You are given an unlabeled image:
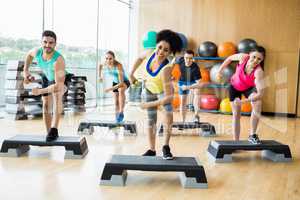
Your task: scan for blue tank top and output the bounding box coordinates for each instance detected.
[34,48,67,81]
[103,65,128,83]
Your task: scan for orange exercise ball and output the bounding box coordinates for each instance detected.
[172,94,180,109]
[219,98,232,113]
[171,64,181,81]
[173,82,179,93]
[200,68,210,82]
[218,42,237,57]
[241,96,252,113]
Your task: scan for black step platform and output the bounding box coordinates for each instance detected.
[207,140,292,162]
[0,135,88,159]
[100,155,208,188]
[158,122,216,137]
[77,120,137,135]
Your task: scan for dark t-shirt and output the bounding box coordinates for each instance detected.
[175,57,201,82]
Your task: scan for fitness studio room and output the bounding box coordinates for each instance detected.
[0,0,299,199]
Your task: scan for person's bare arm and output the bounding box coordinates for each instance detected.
[217,53,247,80]
[243,68,264,103]
[98,64,103,81]
[182,80,209,90]
[24,48,38,84]
[32,56,65,95]
[129,50,152,84]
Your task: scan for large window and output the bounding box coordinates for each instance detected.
[47,0,99,106]
[0,0,132,107]
[98,0,130,100]
[0,0,43,106]
[0,0,43,63]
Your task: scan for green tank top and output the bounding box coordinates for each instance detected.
[34,48,67,81]
[103,65,128,83]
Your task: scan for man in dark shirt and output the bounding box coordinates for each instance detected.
[176,50,206,123]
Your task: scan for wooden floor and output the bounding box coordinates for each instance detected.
[0,105,299,200]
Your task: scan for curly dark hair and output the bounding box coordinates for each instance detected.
[156,29,183,54]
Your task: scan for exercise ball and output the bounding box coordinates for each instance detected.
[200,94,219,110]
[171,64,181,81]
[200,68,210,82]
[219,98,232,113]
[241,96,252,113]
[172,94,180,109]
[143,31,157,49]
[218,42,237,57]
[198,41,218,57]
[210,63,234,84]
[237,38,257,53]
[177,32,188,50]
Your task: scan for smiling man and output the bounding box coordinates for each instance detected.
[23,30,70,142]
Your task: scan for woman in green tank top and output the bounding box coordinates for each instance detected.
[98,51,130,123]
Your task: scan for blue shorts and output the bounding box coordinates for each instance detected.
[178,81,196,95]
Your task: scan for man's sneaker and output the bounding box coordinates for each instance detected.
[162,145,173,160]
[187,104,195,112]
[193,115,200,123]
[248,134,261,144]
[142,149,156,156]
[46,128,59,142]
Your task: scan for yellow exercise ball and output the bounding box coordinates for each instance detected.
[220,98,232,113]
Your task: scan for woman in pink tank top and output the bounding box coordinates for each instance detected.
[217,46,266,144]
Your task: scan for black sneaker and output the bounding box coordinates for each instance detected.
[248,134,261,144]
[46,128,59,142]
[162,145,173,160]
[142,149,156,156]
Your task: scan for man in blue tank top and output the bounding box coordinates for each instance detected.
[23,30,69,142]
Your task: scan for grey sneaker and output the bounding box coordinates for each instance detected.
[248,134,261,144]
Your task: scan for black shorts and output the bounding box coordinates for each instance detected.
[229,84,257,102]
[112,80,130,93]
[41,73,73,96]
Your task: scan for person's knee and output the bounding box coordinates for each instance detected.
[43,105,52,114]
[119,86,126,93]
[251,100,262,116]
[194,89,201,96]
[231,105,241,117]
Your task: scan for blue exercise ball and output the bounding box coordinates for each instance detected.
[177,32,188,50]
[198,41,218,57]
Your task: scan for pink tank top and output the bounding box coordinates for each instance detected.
[230,56,261,91]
